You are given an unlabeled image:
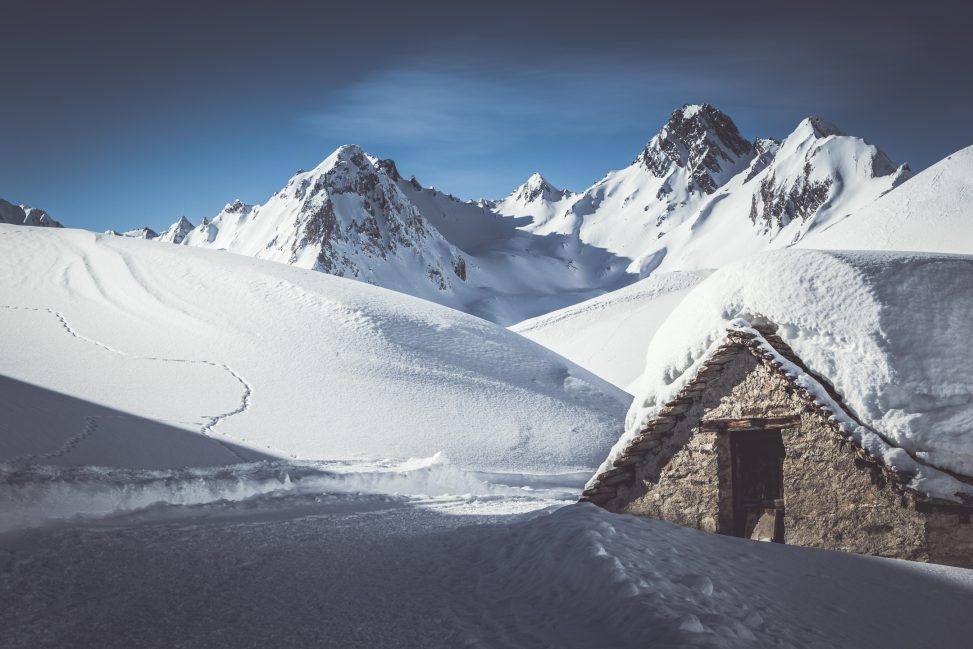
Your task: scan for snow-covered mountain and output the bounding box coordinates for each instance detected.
[158,216,194,244]
[800,144,973,254]
[120,103,918,324]
[527,105,911,276]
[493,172,576,232]
[174,146,470,309]
[0,199,62,228]
[152,145,632,324]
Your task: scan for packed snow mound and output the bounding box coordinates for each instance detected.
[511,271,711,390]
[451,504,973,648]
[801,144,973,254]
[620,249,973,501]
[0,225,628,473]
[0,199,62,228]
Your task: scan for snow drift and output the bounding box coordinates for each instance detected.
[614,249,973,501]
[511,270,711,390]
[0,225,628,474]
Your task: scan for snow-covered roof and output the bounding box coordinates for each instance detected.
[588,249,973,503]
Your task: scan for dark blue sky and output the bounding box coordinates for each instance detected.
[3,0,972,232]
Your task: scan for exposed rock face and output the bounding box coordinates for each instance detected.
[287,146,448,281]
[743,137,781,183]
[169,145,466,300]
[748,163,833,230]
[635,104,755,194]
[0,199,63,228]
[600,342,973,568]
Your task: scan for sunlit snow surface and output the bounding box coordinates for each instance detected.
[614,249,973,501]
[2,228,972,647]
[0,225,627,473]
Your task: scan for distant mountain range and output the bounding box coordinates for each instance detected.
[0,199,62,228]
[8,103,970,324]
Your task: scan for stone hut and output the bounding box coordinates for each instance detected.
[582,323,973,568]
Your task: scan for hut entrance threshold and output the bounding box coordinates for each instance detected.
[731,429,785,543]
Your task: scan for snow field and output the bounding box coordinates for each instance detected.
[0,225,628,475]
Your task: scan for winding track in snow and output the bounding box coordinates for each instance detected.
[0,304,254,463]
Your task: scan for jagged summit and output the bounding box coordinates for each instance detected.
[224,200,250,213]
[635,103,755,194]
[507,172,571,204]
[158,216,195,244]
[796,116,845,139]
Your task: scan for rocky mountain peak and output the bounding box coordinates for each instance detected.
[636,103,755,194]
[796,116,845,140]
[224,199,250,214]
[158,216,195,244]
[510,172,570,204]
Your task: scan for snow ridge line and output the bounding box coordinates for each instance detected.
[0,305,252,462]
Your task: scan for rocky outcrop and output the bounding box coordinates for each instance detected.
[748,163,833,230]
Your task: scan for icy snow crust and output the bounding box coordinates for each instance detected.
[0,225,628,476]
[614,249,973,502]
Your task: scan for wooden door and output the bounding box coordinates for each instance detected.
[731,429,785,542]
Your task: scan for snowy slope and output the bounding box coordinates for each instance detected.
[612,249,973,502]
[0,225,628,473]
[801,144,973,254]
[511,271,711,390]
[0,199,62,228]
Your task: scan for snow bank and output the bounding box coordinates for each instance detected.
[0,456,584,532]
[0,226,628,475]
[450,504,973,648]
[802,144,973,254]
[511,270,710,390]
[618,249,973,501]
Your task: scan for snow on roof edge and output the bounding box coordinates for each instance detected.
[584,319,973,505]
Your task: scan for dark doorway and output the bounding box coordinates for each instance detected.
[730,429,785,542]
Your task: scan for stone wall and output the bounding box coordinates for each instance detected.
[606,346,973,568]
